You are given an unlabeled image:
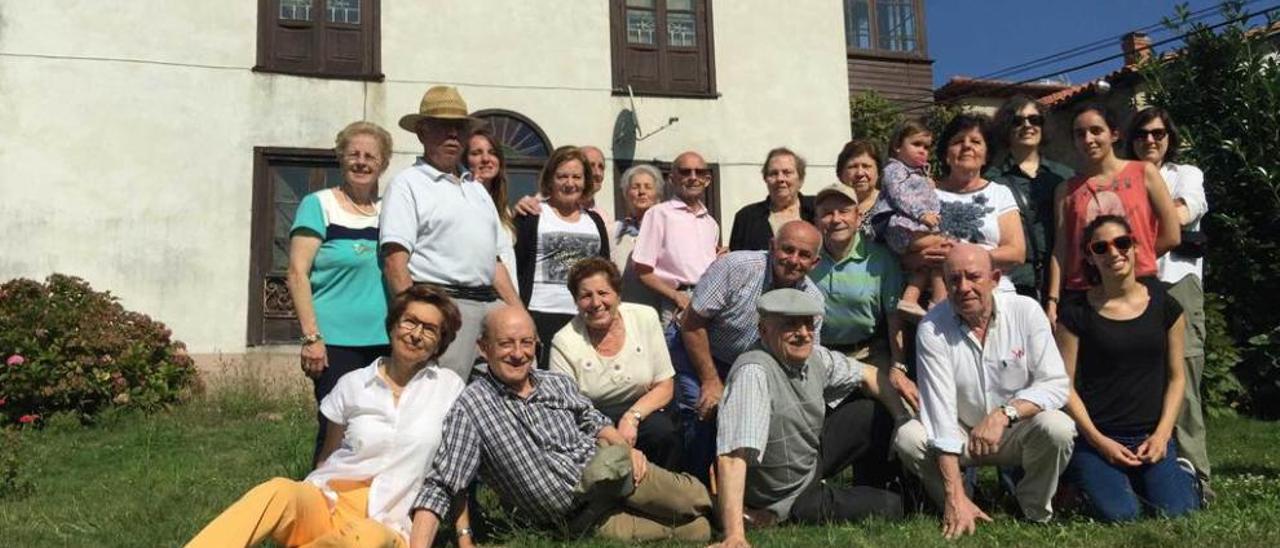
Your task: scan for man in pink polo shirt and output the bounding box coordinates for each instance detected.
[632,151,721,330]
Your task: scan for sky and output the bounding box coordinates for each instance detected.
[924,0,1274,88]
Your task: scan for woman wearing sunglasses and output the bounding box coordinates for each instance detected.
[1124,107,1212,496]
[1046,103,1181,326]
[1055,215,1200,522]
[986,96,1075,300]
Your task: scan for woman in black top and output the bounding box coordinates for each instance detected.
[727,147,816,251]
[1056,215,1199,522]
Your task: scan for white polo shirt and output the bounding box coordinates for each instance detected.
[379,158,511,286]
[308,359,465,539]
[915,292,1069,455]
[1156,162,1207,284]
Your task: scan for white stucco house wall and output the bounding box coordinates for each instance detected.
[0,1,854,364]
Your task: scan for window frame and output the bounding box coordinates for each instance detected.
[843,0,929,60]
[471,109,555,208]
[610,0,719,99]
[255,0,384,81]
[246,146,343,346]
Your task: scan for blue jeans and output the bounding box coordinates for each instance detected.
[668,324,731,485]
[1065,433,1200,522]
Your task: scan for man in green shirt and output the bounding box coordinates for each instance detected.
[809,183,917,412]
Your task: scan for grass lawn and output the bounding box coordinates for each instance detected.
[3,381,1279,547]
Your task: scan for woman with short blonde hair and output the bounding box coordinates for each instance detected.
[288,120,395,466]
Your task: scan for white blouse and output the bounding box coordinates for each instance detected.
[548,303,675,408]
[307,359,465,539]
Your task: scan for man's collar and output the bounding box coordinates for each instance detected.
[822,232,867,264]
[482,367,540,398]
[954,291,1002,333]
[757,342,809,378]
[414,157,473,183]
[669,198,708,216]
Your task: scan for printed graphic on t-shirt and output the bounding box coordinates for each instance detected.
[940,193,994,243]
[1084,189,1127,224]
[540,232,600,283]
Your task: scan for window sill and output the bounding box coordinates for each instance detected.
[252,66,386,82]
[611,88,720,100]
[846,50,933,64]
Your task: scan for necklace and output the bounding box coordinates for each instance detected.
[379,359,407,400]
[338,186,378,217]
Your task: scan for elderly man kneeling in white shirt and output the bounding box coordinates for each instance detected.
[894,243,1073,540]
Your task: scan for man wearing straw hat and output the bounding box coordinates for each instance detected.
[380,85,520,380]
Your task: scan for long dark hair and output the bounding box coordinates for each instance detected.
[464,128,514,233]
[1081,214,1133,286]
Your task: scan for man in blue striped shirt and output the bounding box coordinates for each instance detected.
[673,220,825,483]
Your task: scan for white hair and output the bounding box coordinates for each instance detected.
[617,164,666,213]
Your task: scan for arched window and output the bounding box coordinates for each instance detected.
[472,109,553,205]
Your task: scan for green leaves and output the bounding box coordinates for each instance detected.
[0,275,200,427]
[1142,2,1280,416]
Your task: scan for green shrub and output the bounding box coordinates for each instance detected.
[1203,292,1245,416]
[1141,2,1280,417]
[0,275,201,426]
[849,90,901,145]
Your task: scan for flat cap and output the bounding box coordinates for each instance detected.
[757,288,824,317]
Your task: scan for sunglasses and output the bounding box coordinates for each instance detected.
[675,167,712,178]
[1012,114,1045,127]
[1088,235,1135,255]
[1132,128,1168,141]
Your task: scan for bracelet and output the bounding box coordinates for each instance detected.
[1046,296,1060,304]
[457,527,473,538]
[300,332,324,345]
[891,362,910,374]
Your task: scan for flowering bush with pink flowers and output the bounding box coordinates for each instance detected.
[0,275,200,426]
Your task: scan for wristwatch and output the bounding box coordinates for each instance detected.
[457,527,473,538]
[1000,404,1020,425]
[628,409,644,424]
[300,332,324,345]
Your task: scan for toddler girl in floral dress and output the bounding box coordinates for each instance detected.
[869,120,949,319]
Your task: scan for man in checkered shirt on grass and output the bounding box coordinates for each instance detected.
[408,306,711,546]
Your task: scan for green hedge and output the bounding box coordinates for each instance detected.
[0,275,201,426]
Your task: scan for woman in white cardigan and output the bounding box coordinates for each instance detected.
[550,257,682,469]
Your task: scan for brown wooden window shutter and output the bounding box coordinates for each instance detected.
[612,0,716,98]
[257,0,382,80]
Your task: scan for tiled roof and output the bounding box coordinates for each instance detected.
[933,76,1070,101]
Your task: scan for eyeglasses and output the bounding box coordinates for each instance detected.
[398,318,441,336]
[1131,128,1168,141]
[1011,114,1045,127]
[1088,235,1135,255]
[675,167,712,178]
[344,152,383,164]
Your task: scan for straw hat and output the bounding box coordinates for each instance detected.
[397,85,476,133]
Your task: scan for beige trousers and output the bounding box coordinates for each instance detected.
[893,410,1076,522]
[575,445,713,542]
